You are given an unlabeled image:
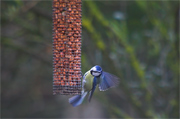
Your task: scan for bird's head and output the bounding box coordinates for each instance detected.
[90,65,102,77]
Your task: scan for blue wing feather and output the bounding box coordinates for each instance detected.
[99,71,119,91]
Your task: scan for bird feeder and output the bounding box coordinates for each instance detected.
[52,0,82,95]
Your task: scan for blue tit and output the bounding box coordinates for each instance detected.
[69,65,119,107]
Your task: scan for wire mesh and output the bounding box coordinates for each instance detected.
[52,0,82,95]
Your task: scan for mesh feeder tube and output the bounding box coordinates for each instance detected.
[53,0,82,95]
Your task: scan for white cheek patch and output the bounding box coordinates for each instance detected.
[92,72,101,77]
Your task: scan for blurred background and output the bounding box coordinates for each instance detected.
[1,0,179,118]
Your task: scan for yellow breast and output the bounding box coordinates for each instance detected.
[83,71,94,91]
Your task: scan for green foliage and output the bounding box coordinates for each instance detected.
[1,0,179,118]
[82,1,179,118]
[82,17,106,50]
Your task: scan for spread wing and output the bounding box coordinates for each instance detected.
[99,71,119,91]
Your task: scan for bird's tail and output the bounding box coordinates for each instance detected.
[69,92,88,107]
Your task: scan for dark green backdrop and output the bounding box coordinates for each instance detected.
[1,1,179,118]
